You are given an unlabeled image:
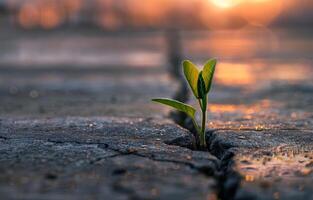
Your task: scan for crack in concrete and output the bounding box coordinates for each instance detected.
[0,135,9,140]
[97,143,217,176]
[0,135,216,174]
[168,71,242,200]
[8,137,215,174]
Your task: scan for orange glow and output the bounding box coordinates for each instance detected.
[213,61,312,88]
[257,63,311,81]
[237,0,283,26]
[209,100,272,114]
[12,0,294,29]
[209,104,238,112]
[125,0,169,27]
[64,0,82,13]
[97,12,122,30]
[18,4,39,28]
[238,150,313,183]
[210,0,242,8]
[206,0,283,28]
[39,4,62,29]
[16,0,82,29]
[216,63,254,86]
[245,175,255,182]
[186,27,278,58]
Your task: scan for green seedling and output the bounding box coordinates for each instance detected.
[152,59,216,148]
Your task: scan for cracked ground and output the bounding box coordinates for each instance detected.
[1,29,313,200]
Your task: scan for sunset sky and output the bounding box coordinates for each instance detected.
[4,0,313,29]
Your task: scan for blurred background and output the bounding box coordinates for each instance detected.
[1,0,313,29]
[0,0,313,118]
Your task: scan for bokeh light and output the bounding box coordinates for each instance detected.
[2,0,310,30]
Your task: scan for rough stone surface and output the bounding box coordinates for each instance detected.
[1,29,313,200]
[209,128,313,200]
[0,117,218,200]
[205,81,313,200]
[0,71,177,118]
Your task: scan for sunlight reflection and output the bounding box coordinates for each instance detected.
[209,100,273,114]
[185,27,279,58]
[238,149,313,182]
[216,63,254,86]
[215,61,312,87]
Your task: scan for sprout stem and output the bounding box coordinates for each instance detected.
[199,96,207,148]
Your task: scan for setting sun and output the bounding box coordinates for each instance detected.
[210,0,242,8]
[210,0,273,8]
[207,0,282,27]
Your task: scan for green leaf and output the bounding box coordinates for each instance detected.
[151,98,196,119]
[197,72,206,99]
[202,59,216,93]
[183,60,199,98]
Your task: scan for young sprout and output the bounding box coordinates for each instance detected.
[152,59,216,148]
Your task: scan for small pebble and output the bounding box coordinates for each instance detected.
[238,135,246,139]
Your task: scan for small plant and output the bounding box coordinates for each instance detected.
[152,59,216,148]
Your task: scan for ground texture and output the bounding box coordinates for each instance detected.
[0,30,313,200]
